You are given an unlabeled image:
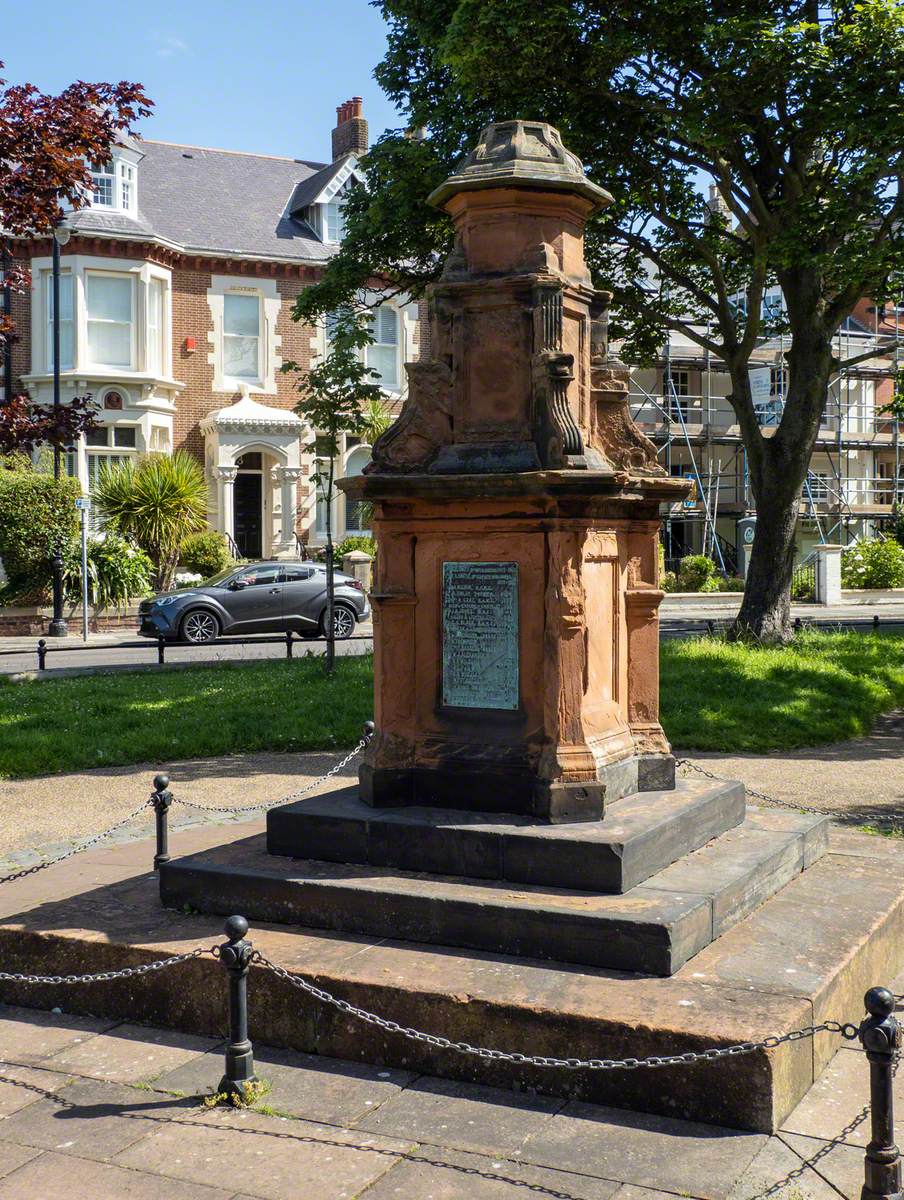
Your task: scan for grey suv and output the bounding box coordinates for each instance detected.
[138,561,370,644]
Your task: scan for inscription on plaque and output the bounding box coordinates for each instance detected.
[442,561,519,710]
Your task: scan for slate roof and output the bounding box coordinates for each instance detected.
[66,139,349,264]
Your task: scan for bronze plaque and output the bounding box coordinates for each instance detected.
[442,561,519,710]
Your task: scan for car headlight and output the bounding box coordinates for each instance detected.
[157,592,194,607]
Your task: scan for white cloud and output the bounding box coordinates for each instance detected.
[152,33,189,58]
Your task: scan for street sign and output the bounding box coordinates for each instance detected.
[75,497,91,511]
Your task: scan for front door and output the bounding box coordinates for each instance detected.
[234,472,263,558]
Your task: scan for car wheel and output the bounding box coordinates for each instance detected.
[180,610,220,644]
[321,603,356,641]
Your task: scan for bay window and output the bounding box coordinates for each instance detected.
[324,201,346,243]
[148,277,164,375]
[121,163,135,211]
[46,272,74,370]
[223,293,261,379]
[366,305,399,390]
[86,273,133,368]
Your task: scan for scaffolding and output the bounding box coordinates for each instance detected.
[626,309,904,575]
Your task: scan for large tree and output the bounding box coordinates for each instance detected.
[293,0,904,641]
[0,62,151,448]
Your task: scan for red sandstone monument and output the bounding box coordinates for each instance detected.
[162,121,829,980]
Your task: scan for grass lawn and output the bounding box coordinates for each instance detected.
[1,630,901,777]
[0,656,373,779]
[660,629,904,752]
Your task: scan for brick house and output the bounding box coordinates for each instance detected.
[8,99,420,559]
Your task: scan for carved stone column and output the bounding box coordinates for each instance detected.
[213,466,238,542]
[272,466,303,549]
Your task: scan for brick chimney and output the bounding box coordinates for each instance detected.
[331,97,368,161]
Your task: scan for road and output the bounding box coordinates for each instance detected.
[1,604,902,676]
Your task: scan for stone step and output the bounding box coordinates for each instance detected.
[160,809,828,976]
[267,778,747,894]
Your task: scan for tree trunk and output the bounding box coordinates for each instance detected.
[732,472,801,641]
[729,311,833,642]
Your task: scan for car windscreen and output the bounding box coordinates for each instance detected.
[204,567,238,586]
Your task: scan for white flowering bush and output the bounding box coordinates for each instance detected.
[841,538,904,589]
[174,570,204,586]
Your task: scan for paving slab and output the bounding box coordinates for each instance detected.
[0,1076,198,1160]
[780,1044,895,1147]
[358,1145,622,1199]
[0,1061,74,1118]
[0,1143,40,1181]
[0,1149,239,1199]
[114,1105,412,1200]
[153,1043,416,1125]
[43,1021,221,1084]
[0,1005,118,1064]
[724,1134,843,1200]
[778,1132,869,1199]
[517,1102,767,1200]
[354,1076,564,1157]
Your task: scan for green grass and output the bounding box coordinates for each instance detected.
[1,630,902,778]
[660,630,904,752]
[0,656,374,779]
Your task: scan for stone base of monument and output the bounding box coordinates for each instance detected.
[160,779,829,976]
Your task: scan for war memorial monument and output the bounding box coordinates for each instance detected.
[159,121,904,1131]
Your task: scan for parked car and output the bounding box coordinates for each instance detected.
[138,560,369,644]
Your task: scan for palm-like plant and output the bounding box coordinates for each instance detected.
[93,452,208,590]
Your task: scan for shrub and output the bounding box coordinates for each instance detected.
[63,532,154,609]
[0,464,80,594]
[842,538,904,590]
[179,530,232,579]
[677,554,719,592]
[790,568,816,601]
[717,575,746,593]
[93,452,208,590]
[335,534,376,560]
[660,570,679,593]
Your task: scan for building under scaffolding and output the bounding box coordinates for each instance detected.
[627,298,904,575]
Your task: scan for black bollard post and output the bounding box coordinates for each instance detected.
[37,639,47,671]
[874,614,880,631]
[706,619,715,637]
[794,616,803,633]
[363,719,376,742]
[858,987,902,1200]
[157,636,166,665]
[151,774,172,870]
[286,630,293,659]
[218,915,257,1101]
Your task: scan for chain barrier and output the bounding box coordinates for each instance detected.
[251,951,859,1069]
[0,798,153,886]
[676,758,836,817]
[170,735,371,816]
[0,946,217,986]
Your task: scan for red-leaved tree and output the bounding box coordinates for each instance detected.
[0,64,152,450]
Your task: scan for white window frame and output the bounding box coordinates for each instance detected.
[222,292,262,382]
[147,276,165,376]
[90,160,116,208]
[365,305,400,392]
[206,275,282,395]
[85,270,136,370]
[121,162,135,212]
[45,270,74,371]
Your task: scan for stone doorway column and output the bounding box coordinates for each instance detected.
[272,466,304,555]
[214,466,238,544]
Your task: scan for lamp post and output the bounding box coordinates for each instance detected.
[47,223,71,639]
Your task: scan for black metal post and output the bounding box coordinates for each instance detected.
[36,639,47,671]
[874,614,881,631]
[794,616,803,633]
[218,915,257,1101]
[858,987,902,1200]
[47,234,67,639]
[157,636,166,665]
[151,774,172,870]
[706,619,715,637]
[286,630,293,659]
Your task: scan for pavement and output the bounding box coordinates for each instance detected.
[1,602,903,674]
[0,971,898,1199]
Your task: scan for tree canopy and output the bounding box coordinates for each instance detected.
[294,0,904,639]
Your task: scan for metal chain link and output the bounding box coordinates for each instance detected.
[0,799,153,886]
[172,737,370,816]
[253,953,858,1070]
[676,759,835,816]
[0,946,217,986]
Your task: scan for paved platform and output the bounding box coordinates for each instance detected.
[0,817,901,1133]
[0,982,899,1200]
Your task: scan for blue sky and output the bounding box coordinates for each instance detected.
[2,1,403,162]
